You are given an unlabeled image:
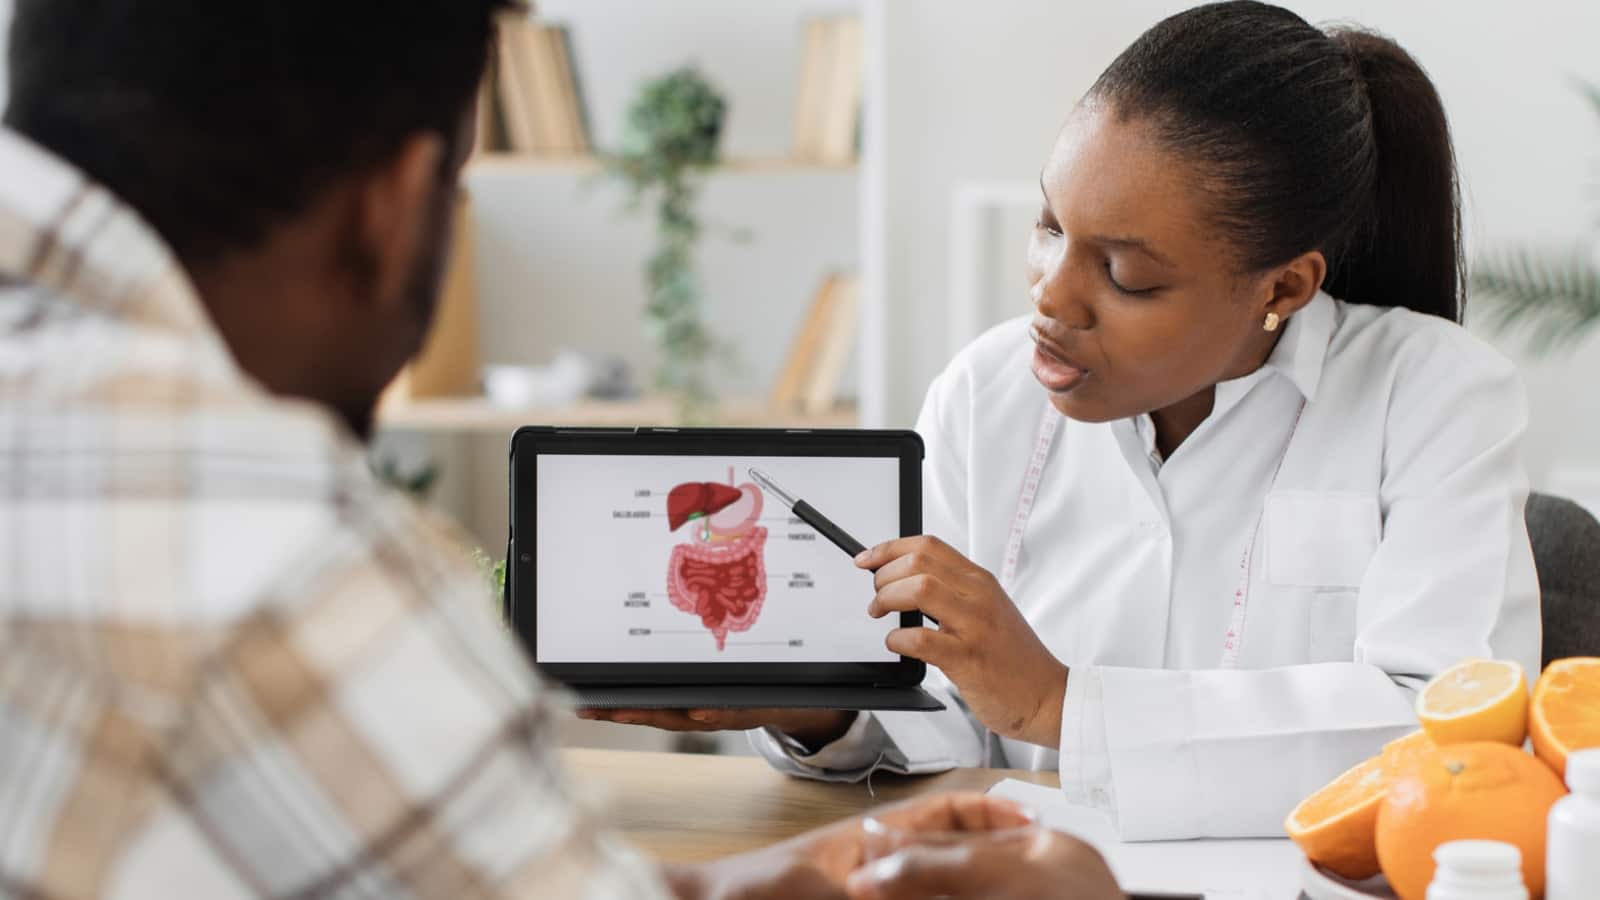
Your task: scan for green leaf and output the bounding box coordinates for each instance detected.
[469,548,508,620]
[1576,78,1600,123]
[371,456,440,499]
[1470,245,1600,355]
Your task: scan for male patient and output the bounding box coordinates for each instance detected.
[0,2,1121,898]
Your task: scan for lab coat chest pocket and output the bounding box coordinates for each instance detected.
[1265,491,1380,662]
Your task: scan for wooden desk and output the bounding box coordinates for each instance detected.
[563,749,1060,864]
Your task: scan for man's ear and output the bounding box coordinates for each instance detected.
[356,133,445,310]
[1260,249,1327,323]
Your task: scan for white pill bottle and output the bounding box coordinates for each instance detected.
[1546,748,1600,900]
[1426,840,1527,900]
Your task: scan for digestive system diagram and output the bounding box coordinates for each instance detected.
[665,468,769,650]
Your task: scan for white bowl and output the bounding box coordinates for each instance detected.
[482,365,541,408]
[1300,859,1397,900]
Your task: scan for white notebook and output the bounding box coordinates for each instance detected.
[986,778,1306,900]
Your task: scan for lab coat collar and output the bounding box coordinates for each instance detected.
[1116,291,1336,474]
[1207,288,1335,420]
[1263,290,1335,403]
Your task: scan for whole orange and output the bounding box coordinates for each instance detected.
[1376,742,1568,900]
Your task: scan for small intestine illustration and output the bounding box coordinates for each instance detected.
[665,467,769,650]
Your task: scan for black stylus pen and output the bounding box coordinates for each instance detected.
[748,468,867,557]
[748,468,939,627]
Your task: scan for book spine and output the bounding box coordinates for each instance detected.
[496,23,540,152]
[792,19,828,161]
[525,25,568,154]
[820,17,863,164]
[770,274,840,411]
[801,274,859,415]
[552,26,590,154]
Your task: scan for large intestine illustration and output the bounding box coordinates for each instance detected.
[665,468,769,650]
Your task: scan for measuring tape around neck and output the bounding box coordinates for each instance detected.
[1218,400,1305,668]
[998,397,1306,668]
[1000,403,1063,590]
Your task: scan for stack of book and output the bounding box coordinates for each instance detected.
[480,18,590,156]
[792,16,864,165]
[770,273,860,415]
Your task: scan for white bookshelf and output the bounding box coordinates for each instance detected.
[373,0,889,561]
[385,0,888,433]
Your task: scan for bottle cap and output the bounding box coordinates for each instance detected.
[1433,839,1522,875]
[1566,748,1600,794]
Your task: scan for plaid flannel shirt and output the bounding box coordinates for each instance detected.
[0,128,669,899]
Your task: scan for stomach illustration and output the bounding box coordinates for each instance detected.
[665,468,769,650]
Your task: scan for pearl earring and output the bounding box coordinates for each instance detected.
[1263,312,1281,333]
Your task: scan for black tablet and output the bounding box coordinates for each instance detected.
[506,426,928,692]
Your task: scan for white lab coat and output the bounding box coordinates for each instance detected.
[751,291,1541,840]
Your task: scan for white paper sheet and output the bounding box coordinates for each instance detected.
[986,779,1305,900]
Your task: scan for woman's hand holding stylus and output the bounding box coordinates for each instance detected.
[856,535,1069,749]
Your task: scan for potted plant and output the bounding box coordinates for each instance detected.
[605,66,733,421]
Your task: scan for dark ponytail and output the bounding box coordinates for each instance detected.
[1088,1,1463,321]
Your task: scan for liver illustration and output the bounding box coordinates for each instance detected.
[667,482,744,532]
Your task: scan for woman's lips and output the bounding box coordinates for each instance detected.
[1029,331,1090,393]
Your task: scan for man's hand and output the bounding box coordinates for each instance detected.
[577,708,857,748]
[844,828,1123,900]
[856,536,1069,748]
[666,793,1037,900]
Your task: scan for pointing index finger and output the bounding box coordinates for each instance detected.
[855,535,957,571]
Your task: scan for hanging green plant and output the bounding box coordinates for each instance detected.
[604,66,732,421]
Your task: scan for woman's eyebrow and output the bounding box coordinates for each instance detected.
[1040,173,1175,268]
[1096,235,1176,267]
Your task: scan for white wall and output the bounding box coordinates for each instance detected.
[877,0,1600,499]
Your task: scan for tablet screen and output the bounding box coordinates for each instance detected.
[534,453,899,663]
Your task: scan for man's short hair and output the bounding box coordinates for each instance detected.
[4,0,514,264]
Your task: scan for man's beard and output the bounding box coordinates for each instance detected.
[342,188,454,442]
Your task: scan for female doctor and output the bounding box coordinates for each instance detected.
[582,1,1541,840]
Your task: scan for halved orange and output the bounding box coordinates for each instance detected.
[1286,730,1440,877]
[1415,659,1528,747]
[1286,754,1389,879]
[1530,657,1600,779]
[1379,729,1437,778]
[1285,731,1435,880]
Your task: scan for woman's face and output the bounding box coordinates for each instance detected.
[1027,102,1290,423]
